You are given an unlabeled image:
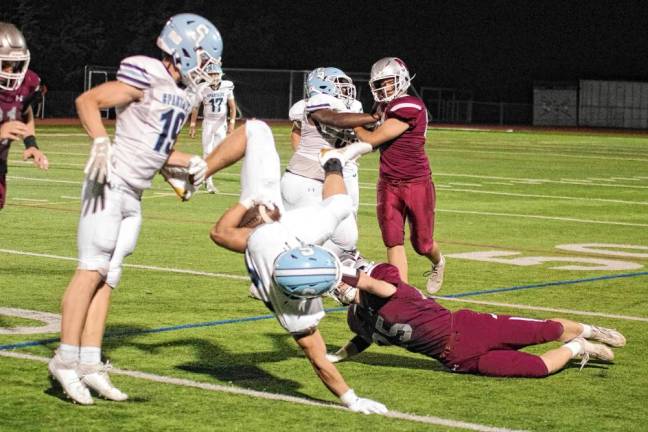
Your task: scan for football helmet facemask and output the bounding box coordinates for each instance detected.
[369,57,412,103]
[0,22,30,91]
[157,13,223,91]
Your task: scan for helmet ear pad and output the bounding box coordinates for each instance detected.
[273,245,341,299]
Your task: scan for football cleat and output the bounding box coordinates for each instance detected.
[48,353,94,405]
[205,178,218,194]
[589,325,626,347]
[574,337,614,371]
[78,361,128,401]
[425,255,446,294]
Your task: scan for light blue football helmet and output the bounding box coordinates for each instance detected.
[324,67,356,107]
[156,13,223,90]
[306,67,356,108]
[273,245,341,299]
[204,62,223,86]
[306,67,338,99]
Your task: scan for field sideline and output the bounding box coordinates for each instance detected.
[1,124,647,431]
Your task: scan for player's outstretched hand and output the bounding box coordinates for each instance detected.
[187,155,207,186]
[84,136,112,184]
[0,121,29,141]
[340,389,388,415]
[23,147,49,170]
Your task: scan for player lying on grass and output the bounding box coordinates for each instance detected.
[327,257,626,377]
[208,124,386,414]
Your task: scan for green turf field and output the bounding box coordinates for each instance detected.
[1,124,647,431]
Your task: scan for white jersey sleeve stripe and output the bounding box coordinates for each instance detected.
[305,103,331,112]
[120,62,150,78]
[116,73,150,89]
[389,102,422,112]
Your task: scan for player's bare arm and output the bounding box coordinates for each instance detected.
[227,97,236,134]
[327,335,372,363]
[293,329,351,397]
[76,81,144,139]
[209,203,254,253]
[310,109,377,129]
[353,117,409,146]
[21,105,49,169]
[188,107,198,138]
[0,120,28,140]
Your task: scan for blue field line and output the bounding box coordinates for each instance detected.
[2,272,647,352]
[438,270,648,299]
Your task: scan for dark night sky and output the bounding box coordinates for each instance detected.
[3,0,648,102]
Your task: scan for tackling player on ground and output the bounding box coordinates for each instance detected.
[0,22,49,209]
[327,258,626,377]
[188,63,236,193]
[48,14,221,405]
[208,124,387,415]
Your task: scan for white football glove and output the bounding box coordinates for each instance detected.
[187,155,207,186]
[160,166,195,201]
[325,352,345,364]
[84,136,112,184]
[340,389,387,415]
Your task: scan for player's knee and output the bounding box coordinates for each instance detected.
[412,238,433,256]
[322,194,353,222]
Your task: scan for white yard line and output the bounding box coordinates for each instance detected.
[0,351,528,432]
[0,249,248,281]
[11,197,49,202]
[437,209,648,228]
[434,297,648,322]
[3,248,647,324]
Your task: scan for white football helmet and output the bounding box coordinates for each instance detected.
[0,22,30,91]
[369,57,412,103]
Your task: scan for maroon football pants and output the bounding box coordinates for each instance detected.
[441,309,564,378]
[376,177,436,255]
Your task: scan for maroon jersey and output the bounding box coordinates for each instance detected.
[0,69,40,174]
[347,263,451,358]
[378,95,430,182]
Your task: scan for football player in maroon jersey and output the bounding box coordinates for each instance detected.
[0,22,49,209]
[351,57,444,294]
[328,258,625,378]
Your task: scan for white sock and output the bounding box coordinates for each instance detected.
[58,344,80,362]
[579,324,593,338]
[564,340,583,358]
[80,346,102,364]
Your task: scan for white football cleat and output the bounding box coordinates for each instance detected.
[589,325,626,347]
[574,337,614,371]
[48,353,93,405]
[78,361,128,401]
[425,255,446,294]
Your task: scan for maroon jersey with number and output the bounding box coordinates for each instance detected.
[378,95,430,182]
[347,263,451,358]
[0,70,41,174]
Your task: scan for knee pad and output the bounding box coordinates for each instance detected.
[329,215,358,252]
[322,194,353,224]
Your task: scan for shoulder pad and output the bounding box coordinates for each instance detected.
[220,80,235,91]
[386,95,424,121]
[23,70,41,93]
[306,94,347,112]
[289,99,306,121]
[117,55,167,89]
[350,99,364,113]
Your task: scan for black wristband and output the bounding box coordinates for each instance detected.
[23,135,38,150]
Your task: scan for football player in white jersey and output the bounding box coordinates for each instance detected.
[282,67,378,258]
[48,13,222,405]
[188,63,237,193]
[209,122,386,415]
